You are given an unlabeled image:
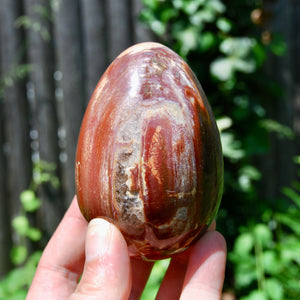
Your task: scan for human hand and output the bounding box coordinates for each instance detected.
[27,196,226,300]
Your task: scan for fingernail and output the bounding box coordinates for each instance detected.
[85,218,112,262]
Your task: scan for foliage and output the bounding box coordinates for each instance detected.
[0,1,53,99]
[0,161,59,300]
[140,0,297,298]
[0,64,33,99]
[1,0,297,298]
[140,0,292,243]
[15,4,52,42]
[230,159,300,299]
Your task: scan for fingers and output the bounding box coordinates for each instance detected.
[180,231,227,300]
[27,196,88,299]
[28,199,225,300]
[156,220,219,300]
[70,218,132,300]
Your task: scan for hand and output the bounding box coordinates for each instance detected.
[27,196,226,299]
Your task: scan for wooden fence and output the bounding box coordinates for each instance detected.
[0,0,299,277]
[0,0,154,276]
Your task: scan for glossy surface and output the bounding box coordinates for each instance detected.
[75,42,223,260]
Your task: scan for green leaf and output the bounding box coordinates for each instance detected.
[270,34,287,56]
[160,7,178,22]
[26,228,42,242]
[233,232,254,255]
[142,0,161,10]
[220,37,255,57]
[172,0,184,9]
[23,251,42,285]
[25,251,42,268]
[206,0,226,14]
[234,261,257,289]
[253,224,272,248]
[10,246,28,266]
[20,190,41,212]
[216,17,232,33]
[220,132,245,160]
[263,250,280,275]
[239,166,261,181]
[199,32,217,52]
[12,216,29,236]
[0,267,27,295]
[280,237,300,264]
[240,290,267,300]
[210,56,255,81]
[234,57,256,74]
[266,278,283,300]
[190,9,215,25]
[259,119,295,140]
[294,155,300,165]
[174,26,199,56]
[276,212,300,236]
[216,116,232,132]
[238,174,252,192]
[150,20,166,36]
[253,42,267,67]
[238,165,262,192]
[282,187,300,208]
[182,0,205,15]
[210,57,235,81]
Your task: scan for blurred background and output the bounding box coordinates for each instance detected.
[0,0,299,299]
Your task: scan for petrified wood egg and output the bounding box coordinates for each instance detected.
[75,42,223,260]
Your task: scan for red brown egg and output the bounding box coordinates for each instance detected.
[75,42,223,260]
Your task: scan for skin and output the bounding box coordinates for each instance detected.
[27,196,226,300]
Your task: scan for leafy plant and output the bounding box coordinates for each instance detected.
[0,161,59,300]
[140,0,292,244]
[15,3,53,41]
[140,0,295,297]
[229,158,300,299]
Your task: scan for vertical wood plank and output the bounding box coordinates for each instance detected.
[257,0,297,200]
[53,0,85,206]
[132,0,155,43]
[291,0,300,153]
[106,0,133,61]
[24,0,64,236]
[0,108,12,277]
[0,37,13,275]
[268,0,295,192]
[0,0,32,215]
[81,0,108,104]
[0,0,32,273]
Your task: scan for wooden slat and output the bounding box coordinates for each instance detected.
[132,0,155,43]
[106,0,133,61]
[291,0,300,152]
[0,11,13,272]
[0,0,32,273]
[0,0,32,216]
[52,0,85,206]
[81,0,108,104]
[24,0,64,237]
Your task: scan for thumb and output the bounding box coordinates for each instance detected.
[70,218,132,300]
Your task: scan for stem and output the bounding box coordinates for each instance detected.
[254,234,266,292]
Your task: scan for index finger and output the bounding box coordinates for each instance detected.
[27,196,88,299]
